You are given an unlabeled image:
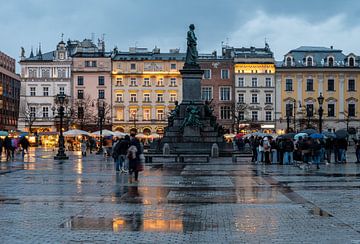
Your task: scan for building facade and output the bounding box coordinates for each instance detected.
[199,52,234,133]
[70,39,112,131]
[111,47,184,135]
[223,45,276,133]
[18,41,72,132]
[0,51,21,130]
[276,46,360,133]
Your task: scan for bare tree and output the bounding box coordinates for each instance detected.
[232,103,250,133]
[19,102,42,133]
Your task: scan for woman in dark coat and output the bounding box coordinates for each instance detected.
[128,137,142,182]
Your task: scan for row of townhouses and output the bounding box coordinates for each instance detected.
[15,38,360,136]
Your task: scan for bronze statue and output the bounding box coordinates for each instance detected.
[181,102,203,129]
[168,101,180,127]
[20,47,25,58]
[185,24,198,66]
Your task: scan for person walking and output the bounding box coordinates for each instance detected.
[263,137,271,164]
[312,139,322,169]
[4,136,12,161]
[128,133,142,182]
[19,136,30,157]
[270,138,278,164]
[113,135,131,173]
[355,138,360,163]
[324,138,333,164]
[250,136,258,163]
[337,138,348,163]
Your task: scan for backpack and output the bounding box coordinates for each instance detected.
[127,145,137,160]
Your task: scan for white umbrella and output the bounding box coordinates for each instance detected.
[113,131,127,137]
[63,129,91,137]
[135,133,147,138]
[92,129,115,137]
[149,133,161,138]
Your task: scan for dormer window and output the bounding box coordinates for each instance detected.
[286,56,292,67]
[306,56,313,67]
[349,57,355,67]
[328,57,334,67]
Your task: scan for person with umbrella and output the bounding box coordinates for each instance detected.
[283,137,294,165]
[337,137,348,163]
[324,137,334,164]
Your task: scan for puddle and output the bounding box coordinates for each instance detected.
[60,216,184,232]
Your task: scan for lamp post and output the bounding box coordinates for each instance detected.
[96,99,105,155]
[54,93,69,160]
[317,93,324,133]
[286,106,291,133]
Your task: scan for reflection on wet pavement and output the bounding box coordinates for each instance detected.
[1,148,360,242]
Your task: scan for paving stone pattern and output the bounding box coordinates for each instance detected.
[0,148,360,243]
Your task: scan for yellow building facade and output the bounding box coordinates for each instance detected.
[276,46,360,133]
[111,48,184,135]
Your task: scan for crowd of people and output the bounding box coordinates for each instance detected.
[235,134,358,169]
[0,136,30,161]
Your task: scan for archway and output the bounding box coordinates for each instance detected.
[130,128,138,134]
[114,126,125,132]
[143,128,151,135]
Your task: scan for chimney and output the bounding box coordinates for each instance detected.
[330,46,333,49]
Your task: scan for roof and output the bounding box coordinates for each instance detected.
[112,52,186,61]
[21,51,55,62]
[277,46,359,68]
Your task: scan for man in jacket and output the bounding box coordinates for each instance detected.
[113,135,130,173]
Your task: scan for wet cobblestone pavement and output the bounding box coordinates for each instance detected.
[1,148,360,243]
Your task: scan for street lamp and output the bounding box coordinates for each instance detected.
[96,99,105,155]
[54,93,69,160]
[317,93,324,133]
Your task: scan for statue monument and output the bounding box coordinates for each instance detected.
[154,24,230,156]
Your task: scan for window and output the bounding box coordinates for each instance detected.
[58,68,66,78]
[170,93,177,102]
[130,78,137,86]
[201,87,213,101]
[116,93,123,102]
[220,87,231,101]
[43,87,49,96]
[143,93,150,102]
[265,78,272,87]
[98,76,105,86]
[30,107,36,118]
[77,90,84,99]
[204,69,211,79]
[130,63,136,70]
[348,104,356,117]
[85,61,97,67]
[238,111,244,121]
[285,79,293,91]
[306,104,314,117]
[42,68,50,78]
[157,93,164,102]
[143,109,151,121]
[116,77,123,86]
[143,78,150,87]
[170,63,177,70]
[265,94,272,104]
[116,108,124,120]
[170,78,177,86]
[328,79,334,91]
[349,57,355,67]
[238,77,244,87]
[251,111,258,121]
[306,79,314,91]
[129,109,137,120]
[251,77,258,87]
[221,69,229,79]
[29,68,37,78]
[78,107,84,119]
[156,109,164,120]
[130,93,137,102]
[59,87,65,95]
[220,106,231,120]
[157,78,164,86]
[98,90,105,99]
[328,104,335,117]
[251,94,258,104]
[306,56,313,66]
[42,107,49,118]
[286,104,294,116]
[265,111,272,121]
[286,56,292,66]
[348,79,355,91]
[238,93,244,103]
[77,76,84,86]
[328,57,334,67]
[30,87,36,96]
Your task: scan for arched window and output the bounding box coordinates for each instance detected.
[349,57,355,67]
[143,128,151,135]
[328,57,334,67]
[286,56,292,66]
[306,56,313,66]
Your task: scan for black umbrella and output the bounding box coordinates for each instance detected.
[300,129,318,135]
[335,129,348,139]
[282,133,296,139]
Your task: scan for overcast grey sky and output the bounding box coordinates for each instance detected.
[1,0,360,71]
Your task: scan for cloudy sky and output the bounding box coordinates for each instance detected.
[1,0,360,71]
